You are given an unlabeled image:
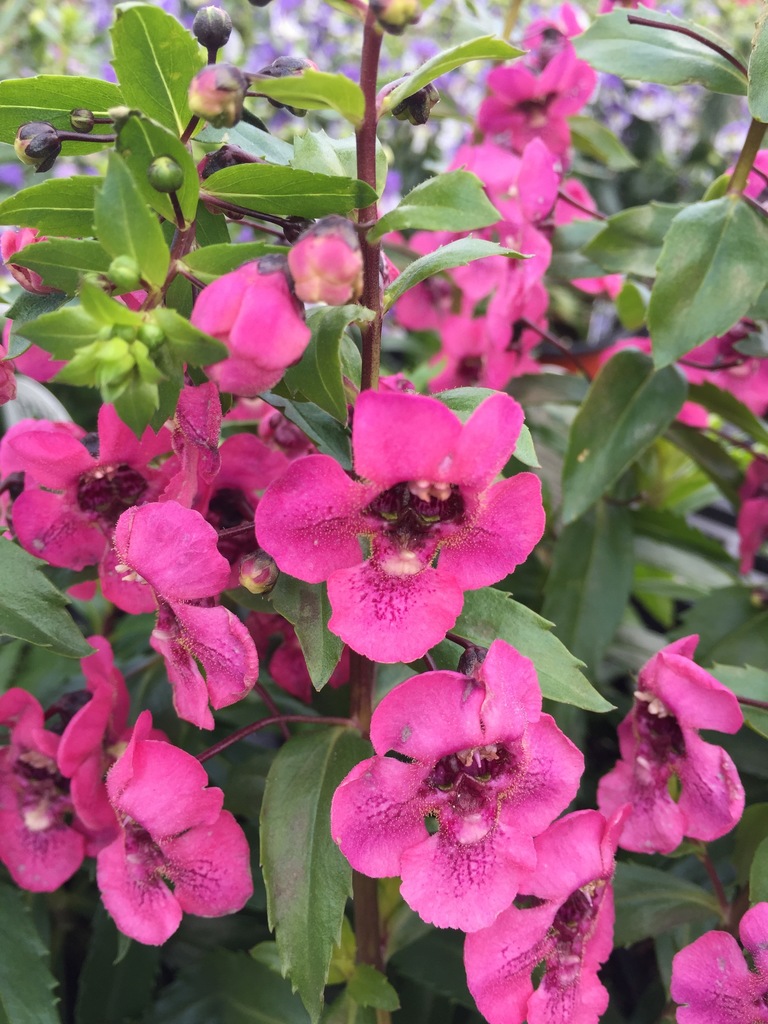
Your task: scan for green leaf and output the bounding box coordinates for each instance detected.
[677,586,768,666]
[0,542,92,657]
[116,112,199,223]
[320,992,376,1024]
[197,121,293,165]
[12,239,111,294]
[5,291,69,332]
[507,371,589,406]
[202,164,377,220]
[284,305,374,422]
[251,69,365,125]
[687,381,768,446]
[152,307,228,365]
[383,238,524,310]
[292,130,388,197]
[95,153,170,289]
[612,863,721,946]
[615,279,650,331]
[111,3,204,133]
[113,379,161,437]
[262,395,352,469]
[432,387,539,467]
[711,664,768,740]
[268,574,345,688]
[451,587,613,712]
[562,349,687,523]
[649,196,768,367]
[734,804,768,886]
[347,966,400,1012]
[665,423,743,504]
[0,76,123,146]
[369,171,501,242]
[573,8,748,95]
[582,202,684,277]
[749,5,768,120]
[0,177,100,238]
[0,883,60,1024]
[13,305,101,357]
[146,950,311,1024]
[548,219,606,281]
[568,114,638,170]
[383,35,523,111]
[542,503,634,669]
[388,930,475,1010]
[261,729,371,1023]
[751,837,768,904]
[181,242,286,283]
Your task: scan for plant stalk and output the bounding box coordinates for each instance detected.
[728,118,768,196]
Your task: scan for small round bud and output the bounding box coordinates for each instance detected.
[371,0,421,34]
[14,122,61,172]
[257,56,319,116]
[147,155,184,194]
[70,108,95,133]
[457,645,487,678]
[198,143,261,180]
[239,550,280,595]
[107,255,143,292]
[188,64,248,129]
[287,216,363,306]
[113,324,138,343]
[248,0,274,7]
[391,83,440,125]
[192,6,232,52]
[138,322,165,349]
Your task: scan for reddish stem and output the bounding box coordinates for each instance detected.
[626,15,748,78]
[197,714,354,763]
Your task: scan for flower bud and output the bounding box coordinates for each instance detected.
[457,644,487,678]
[107,255,143,292]
[138,322,165,349]
[257,56,318,116]
[391,83,439,125]
[14,122,61,172]
[188,64,248,128]
[198,143,261,179]
[147,155,184,194]
[239,550,280,594]
[371,0,421,34]
[70,108,95,133]
[0,359,16,407]
[192,6,233,52]
[287,216,363,305]
[1,228,58,295]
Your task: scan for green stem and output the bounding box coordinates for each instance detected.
[728,118,768,196]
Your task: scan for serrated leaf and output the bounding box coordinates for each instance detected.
[347,966,400,1012]
[292,130,387,197]
[268,574,345,688]
[261,394,352,469]
[113,379,161,438]
[749,5,768,120]
[116,112,199,223]
[251,69,365,125]
[0,883,60,1024]
[181,242,287,283]
[284,305,374,422]
[111,3,204,133]
[12,305,101,357]
[95,153,170,288]
[202,164,377,219]
[582,202,684,277]
[12,239,111,294]
[568,114,638,170]
[383,35,523,111]
[197,121,294,165]
[0,76,123,146]
[5,291,70,331]
[542,503,634,670]
[383,238,524,310]
[0,177,100,238]
[649,196,768,366]
[450,587,613,712]
[612,863,721,946]
[562,349,686,523]
[573,7,748,95]
[0,541,91,657]
[370,171,500,242]
[261,729,371,1023]
[711,664,768,740]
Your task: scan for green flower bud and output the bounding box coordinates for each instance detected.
[371,0,421,34]
[107,255,143,292]
[138,322,165,349]
[147,155,184,194]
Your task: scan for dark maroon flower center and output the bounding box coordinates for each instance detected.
[548,881,605,988]
[634,695,685,763]
[77,465,148,521]
[124,822,167,874]
[14,750,72,832]
[428,744,510,791]
[208,486,256,565]
[365,481,465,536]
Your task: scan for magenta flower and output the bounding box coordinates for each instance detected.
[1,227,58,295]
[597,636,744,854]
[671,902,768,1023]
[330,641,583,931]
[737,456,768,574]
[0,688,86,891]
[190,258,311,397]
[464,808,626,1024]
[287,216,364,306]
[97,711,253,945]
[113,501,258,729]
[256,390,544,662]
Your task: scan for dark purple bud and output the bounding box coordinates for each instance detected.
[192,5,233,52]
[370,0,421,35]
[198,144,262,179]
[256,56,319,116]
[457,645,488,678]
[70,108,95,133]
[14,122,61,173]
[188,63,248,128]
[391,83,440,125]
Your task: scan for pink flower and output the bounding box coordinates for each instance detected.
[113,501,258,728]
[1,228,58,295]
[597,636,744,854]
[737,456,768,574]
[97,711,253,944]
[670,901,768,1023]
[161,382,223,508]
[330,641,583,931]
[555,180,623,298]
[255,391,545,662]
[287,216,364,305]
[464,808,627,1024]
[0,329,16,406]
[0,689,86,891]
[190,258,311,397]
